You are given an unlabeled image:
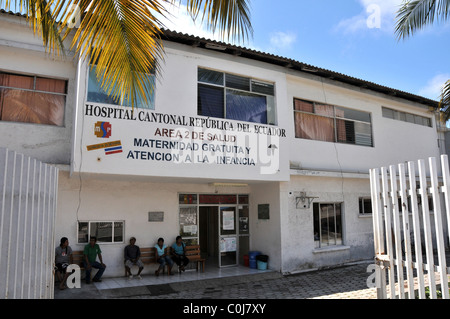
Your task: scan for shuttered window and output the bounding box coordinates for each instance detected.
[294,98,373,147]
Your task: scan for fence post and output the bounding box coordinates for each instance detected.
[430,157,449,299]
[372,157,450,299]
[418,159,437,299]
[398,163,415,299]
[370,168,387,299]
[407,161,426,299]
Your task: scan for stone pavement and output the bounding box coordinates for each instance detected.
[54,261,378,300]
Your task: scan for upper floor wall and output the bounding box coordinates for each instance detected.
[0,12,439,179]
[72,41,290,182]
[0,14,76,165]
[72,39,440,182]
[287,73,440,173]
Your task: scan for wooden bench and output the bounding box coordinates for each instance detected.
[70,247,205,277]
[131,245,205,273]
[125,246,171,275]
[62,250,85,280]
[71,250,85,271]
[185,245,206,272]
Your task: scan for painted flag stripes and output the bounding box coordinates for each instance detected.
[86,140,123,155]
[105,145,123,155]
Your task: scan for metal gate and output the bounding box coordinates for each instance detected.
[0,148,59,299]
[370,155,450,299]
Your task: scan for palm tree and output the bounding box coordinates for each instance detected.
[395,0,450,121]
[0,0,253,108]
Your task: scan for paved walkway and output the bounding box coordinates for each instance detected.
[54,261,378,299]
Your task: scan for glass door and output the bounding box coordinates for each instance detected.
[219,206,237,267]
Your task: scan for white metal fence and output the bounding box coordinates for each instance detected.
[0,148,59,299]
[370,155,450,299]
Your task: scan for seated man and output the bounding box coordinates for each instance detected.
[55,237,73,290]
[83,236,106,284]
[124,237,144,279]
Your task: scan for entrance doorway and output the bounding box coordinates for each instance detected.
[179,194,249,268]
[199,206,218,264]
[199,206,238,267]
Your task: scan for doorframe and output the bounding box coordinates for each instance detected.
[178,193,249,268]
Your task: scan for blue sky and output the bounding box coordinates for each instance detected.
[163,0,450,102]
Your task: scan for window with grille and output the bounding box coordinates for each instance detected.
[313,203,343,248]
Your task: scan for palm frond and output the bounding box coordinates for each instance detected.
[2,0,253,109]
[1,0,65,56]
[395,0,450,40]
[64,0,168,108]
[182,0,253,43]
[440,80,450,121]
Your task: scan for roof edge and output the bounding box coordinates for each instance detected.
[160,28,440,109]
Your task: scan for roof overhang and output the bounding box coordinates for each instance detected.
[160,29,440,110]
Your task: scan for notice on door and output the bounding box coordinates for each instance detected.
[220,237,236,252]
[222,211,235,230]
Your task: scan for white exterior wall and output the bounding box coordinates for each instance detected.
[0,15,76,165]
[280,173,374,273]
[71,41,290,182]
[56,170,252,277]
[287,74,440,172]
[1,13,444,277]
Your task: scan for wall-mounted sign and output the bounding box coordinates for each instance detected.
[76,103,290,182]
[148,211,164,222]
[258,204,270,220]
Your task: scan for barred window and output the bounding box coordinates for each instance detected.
[313,203,343,248]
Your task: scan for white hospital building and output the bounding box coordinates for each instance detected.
[0,10,446,285]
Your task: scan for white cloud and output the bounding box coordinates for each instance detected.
[155,3,222,41]
[335,0,403,34]
[418,74,450,100]
[269,31,297,51]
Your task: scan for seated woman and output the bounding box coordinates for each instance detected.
[171,236,189,273]
[154,237,174,276]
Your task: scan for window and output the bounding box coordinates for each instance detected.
[313,203,343,248]
[382,107,432,127]
[77,221,124,244]
[87,65,155,109]
[294,99,373,147]
[198,68,276,125]
[359,198,372,215]
[0,71,66,126]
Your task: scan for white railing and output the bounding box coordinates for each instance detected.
[0,148,58,299]
[370,155,450,299]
